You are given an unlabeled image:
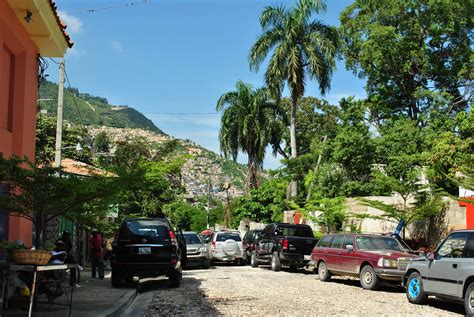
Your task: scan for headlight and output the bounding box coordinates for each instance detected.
[199,246,208,253]
[377,257,397,268]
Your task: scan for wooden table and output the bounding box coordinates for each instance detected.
[1,263,78,317]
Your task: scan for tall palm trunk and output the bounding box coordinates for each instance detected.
[247,153,259,191]
[288,97,298,198]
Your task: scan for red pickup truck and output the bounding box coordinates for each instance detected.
[311,233,418,290]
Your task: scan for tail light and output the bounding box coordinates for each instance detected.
[169,230,178,246]
[211,241,216,252]
[250,243,254,251]
[283,239,289,250]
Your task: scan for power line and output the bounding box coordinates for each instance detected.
[63,67,86,130]
[145,112,219,115]
[70,0,148,14]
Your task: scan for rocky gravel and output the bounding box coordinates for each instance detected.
[143,264,464,316]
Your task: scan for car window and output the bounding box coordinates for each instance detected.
[184,234,202,244]
[274,226,314,237]
[216,233,242,242]
[437,232,469,259]
[465,233,474,258]
[318,235,333,248]
[330,235,344,249]
[355,236,404,251]
[342,235,354,249]
[120,220,169,240]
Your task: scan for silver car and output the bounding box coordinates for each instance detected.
[404,229,474,315]
[184,231,211,269]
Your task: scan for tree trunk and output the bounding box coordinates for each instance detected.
[288,97,298,199]
[246,155,259,191]
[306,135,327,202]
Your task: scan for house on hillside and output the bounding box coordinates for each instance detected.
[0,0,72,246]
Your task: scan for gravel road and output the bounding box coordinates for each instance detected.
[141,264,464,316]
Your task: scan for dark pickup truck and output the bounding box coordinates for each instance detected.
[250,223,318,271]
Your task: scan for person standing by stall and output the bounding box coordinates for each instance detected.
[88,230,104,279]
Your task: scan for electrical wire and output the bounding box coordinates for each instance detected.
[64,67,86,130]
[70,0,148,14]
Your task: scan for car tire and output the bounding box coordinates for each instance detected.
[240,258,247,266]
[318,261,332,282]
[168,269,182,288]
[203,260,210,269]
[111,270,122,288]
[464,282,474,314]
[359,265,379,290]
[406,272,428,304]
[271,251,282,272]
[251,252,258,268]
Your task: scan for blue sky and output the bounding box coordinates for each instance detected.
[49,0,365,169]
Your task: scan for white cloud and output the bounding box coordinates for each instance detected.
[57,11,83,34]
[111,40,124,53]
[66,46,87,59]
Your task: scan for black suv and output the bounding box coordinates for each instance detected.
[111,217,186,287]
[242,229,262,264]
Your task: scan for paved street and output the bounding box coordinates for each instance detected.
[121,265,465,316]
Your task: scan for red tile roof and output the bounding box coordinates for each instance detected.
[48,0,74,48]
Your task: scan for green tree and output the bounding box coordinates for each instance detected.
[111,139,185,218]
[231,178,289,227]
[249,0,340,198]
[340,0,473,123]
[0,155,116,248]
[216,81,284,190]
[304,196,347,233]
[94,131,110,153]
[36,114,92,164]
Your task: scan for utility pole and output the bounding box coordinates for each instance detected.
[54,59,65,167]
[207,178,211,229]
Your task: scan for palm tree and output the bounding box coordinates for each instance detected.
[216,81,283,191]
[249,0,339,198]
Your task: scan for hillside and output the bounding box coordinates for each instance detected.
[88,127,247,198]
[38,80,163,134]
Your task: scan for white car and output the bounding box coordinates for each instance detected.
[211,230,245,265]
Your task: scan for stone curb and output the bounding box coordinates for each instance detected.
[98,288,137,317]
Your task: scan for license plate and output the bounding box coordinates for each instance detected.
[139,247,151,255]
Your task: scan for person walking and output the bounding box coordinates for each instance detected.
[88,230,104,279]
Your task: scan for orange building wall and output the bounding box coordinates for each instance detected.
[460,198,474,229]
[0,1,40,247]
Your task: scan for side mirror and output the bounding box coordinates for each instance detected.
[346,245,354,252]
[205,236,211,243]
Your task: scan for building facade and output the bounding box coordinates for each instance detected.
[0,0,72,246]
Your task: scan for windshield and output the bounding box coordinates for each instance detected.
[185,233,203,244]
[355,236,404,252]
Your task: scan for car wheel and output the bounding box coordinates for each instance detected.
[318,261,331,282]
[168,269,182,288]
[464,282,474,315]
[271,251,282,272]
[203,260,210,269]
[251,251,258,268]
[406,272,428,304]
[359,265,379,290]
[240,258,247,266]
